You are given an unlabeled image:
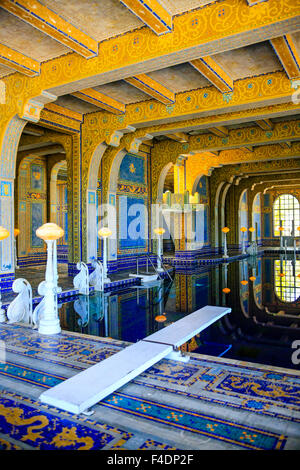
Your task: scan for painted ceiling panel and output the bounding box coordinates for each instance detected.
[39,0,144,42]
[212,42,283,81]
[0,8,70,62]
[160,0,217,15]
[55,95,99,114]
[93,81,150,104]
[147,63,211,93]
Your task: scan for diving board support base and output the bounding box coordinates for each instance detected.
[165,349,190,363]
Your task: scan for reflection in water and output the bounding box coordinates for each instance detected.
[59,256,300,370]
[274,257,300,302]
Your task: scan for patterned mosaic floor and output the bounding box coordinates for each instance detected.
[0,324,299,450]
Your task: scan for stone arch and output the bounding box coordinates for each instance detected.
[213,181,226,250]
[238,189,248,244]
[86,142,108,262]
[50,160,67,222]
[157,162,174,202]
[0,115,27,278]
[191,173,204,196]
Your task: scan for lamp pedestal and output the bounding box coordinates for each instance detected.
[0,292,6,323]
[156,234,164,272]
[38,239,61,335]
[223,232,228,259]
[102,236,111,283]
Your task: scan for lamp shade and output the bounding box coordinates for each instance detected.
[249,227,255,233]
[249,276,256,281]
[98,227,112,238]
[14,228,20,237]
[240,280,248,285]
[279,226,284,231]
[222,227,230,233]
[0,226,9,241]
[297,226,300,231]
[222,287,231,294]
[36,223,64,241]
[155,314,167,322]
[154,227,165,236]
[240,227,247,233]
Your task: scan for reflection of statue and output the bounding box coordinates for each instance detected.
[74,295,89,327]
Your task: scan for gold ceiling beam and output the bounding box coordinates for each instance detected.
[246,0,268,5]
[165,132,188,143]
[255,119,274,130]
[0,42,40,77]
[208,126,229,137]
[270,34,300,79]
[1,0,98,59]
[190,57,234,94]
[72,89,125,115]
[120,0,172,35]
[125,73,175,104]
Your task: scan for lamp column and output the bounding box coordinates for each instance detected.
[222,227,230,259]
[98,228,112,283]
[240,227,247,255]
[14,228,20,270]
[36,223,64,335]
[154,227,165,272]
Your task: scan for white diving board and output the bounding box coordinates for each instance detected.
[39,305,230,415]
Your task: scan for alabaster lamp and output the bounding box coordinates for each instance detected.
[98,227,112,283]
[279,223,284,250]
[36,223,64,335]
[14,228,20,270]
[222,227,230,259]
[249,226,255,242]
[240,226,247,254]
[0,227,10,323]
[154,227,165,272]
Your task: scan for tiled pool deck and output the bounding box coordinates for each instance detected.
[0,323,299,450]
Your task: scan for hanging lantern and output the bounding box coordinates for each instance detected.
[222,227,230,233]
[279,272,285,277]
[249,276,256,282]
[240,280,248,285]
[14,228,20,237]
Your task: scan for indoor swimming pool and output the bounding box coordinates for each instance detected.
[57,255,300,370]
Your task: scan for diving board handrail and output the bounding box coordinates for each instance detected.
[39,305,231,415]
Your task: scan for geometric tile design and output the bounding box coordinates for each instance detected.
[103,393,287,450]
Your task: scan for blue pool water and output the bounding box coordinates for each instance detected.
[58,255,300,370]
